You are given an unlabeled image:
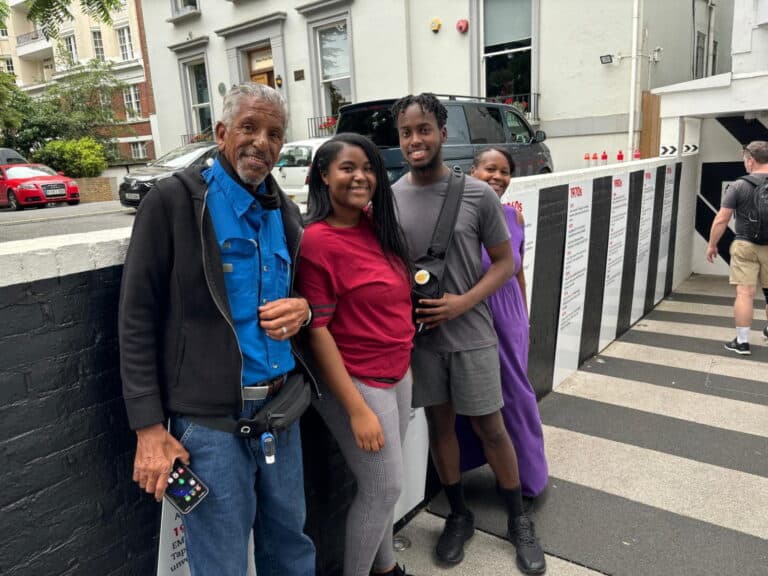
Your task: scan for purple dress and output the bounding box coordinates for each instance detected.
[455,205,548,497]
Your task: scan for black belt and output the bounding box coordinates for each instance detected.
[241,374,287,401]
[182,374,287,438]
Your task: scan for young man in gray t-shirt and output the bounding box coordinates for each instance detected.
[392,93,546,575]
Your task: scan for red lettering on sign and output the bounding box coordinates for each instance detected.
[645,172,651,179]
[570,186,583,198]
[614,178,623,187]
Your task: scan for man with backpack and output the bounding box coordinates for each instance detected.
[706,140,768,355]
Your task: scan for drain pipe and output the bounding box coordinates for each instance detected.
[707,0,717,75]
[628,0,641,156]
[404,0,413,92]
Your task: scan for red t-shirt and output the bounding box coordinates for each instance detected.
[298,218,414,387]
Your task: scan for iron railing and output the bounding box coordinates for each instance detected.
[180,130,213,146]
[16,29,46,47]
[307,114,338,139]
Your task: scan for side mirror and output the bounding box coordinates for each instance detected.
[534,130,546,143]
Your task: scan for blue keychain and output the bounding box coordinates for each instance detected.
[261,431,276,464]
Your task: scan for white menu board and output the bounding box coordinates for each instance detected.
[553,179,593,388]
[654,164,675,304]
[598,172,630,351]
[630,169,657,325]
[501,182,539,313]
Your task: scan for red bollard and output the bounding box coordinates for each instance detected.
[633,148,641,160]
[617,149,625,162]
[584,152,591,167]
[601,150,608,165]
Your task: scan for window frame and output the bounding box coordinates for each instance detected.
[306,9,355,119]
[117,26,134,61]
[92,29,105,61]
[4,58,14,76]
[0,29,9,38]
[182,58,213,135]
[63,34,78,63]
[694,31,706,79]
[131,141,148,160]
[123,85,142,120]
[171,0,199,17]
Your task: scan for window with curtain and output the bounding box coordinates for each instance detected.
[315,20,352,116]
[483,0,532,102]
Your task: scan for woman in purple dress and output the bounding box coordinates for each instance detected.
[455,147,548,499]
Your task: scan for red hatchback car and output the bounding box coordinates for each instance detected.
[0,163,80,210]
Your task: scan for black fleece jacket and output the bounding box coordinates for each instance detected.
[119,165,312,431]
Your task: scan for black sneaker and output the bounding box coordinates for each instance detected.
[508,515,546,575]
[763,325,768,339]
[370,564,413,576]
[435,511,474,564]
[724,338,751,355]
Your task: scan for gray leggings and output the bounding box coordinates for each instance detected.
[313,371,412,576]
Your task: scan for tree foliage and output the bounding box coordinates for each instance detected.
[0,72,25,136]
[0,0,123,38]
[31,137,107,177]
[1,59,125,156]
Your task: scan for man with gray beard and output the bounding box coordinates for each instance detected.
[119,83,316,575]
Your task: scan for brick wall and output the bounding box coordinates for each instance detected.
[0,267,160,576]
[78,176,118,202]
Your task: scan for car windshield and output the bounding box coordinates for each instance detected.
[336,104,399,147]
[276,145,313,168]
[150,145,211,169]
[6,165,57,178]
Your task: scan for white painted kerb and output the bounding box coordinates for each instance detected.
[0,227,133,288]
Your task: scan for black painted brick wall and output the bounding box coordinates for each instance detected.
[0,266,160,576]
[0,265,354,575]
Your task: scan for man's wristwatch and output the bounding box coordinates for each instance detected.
[301,304,313,328]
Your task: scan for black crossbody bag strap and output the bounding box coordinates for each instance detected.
[428,166,465,260]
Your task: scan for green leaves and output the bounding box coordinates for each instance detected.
[0,0,124,38]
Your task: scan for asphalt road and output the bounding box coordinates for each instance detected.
[0,201,135,243]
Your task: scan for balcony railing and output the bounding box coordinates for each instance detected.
[307,115,338,139]
[180,130,213,146]
[16,29,45,47]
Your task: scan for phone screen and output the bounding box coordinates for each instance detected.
[164,461,209,514]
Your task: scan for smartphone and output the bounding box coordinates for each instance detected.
[164,460,209,514]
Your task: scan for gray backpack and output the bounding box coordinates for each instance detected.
[738,175,768,244]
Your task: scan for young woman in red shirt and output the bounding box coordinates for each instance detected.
[297,133,415,576]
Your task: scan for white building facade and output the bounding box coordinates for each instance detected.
[141,0,733,170]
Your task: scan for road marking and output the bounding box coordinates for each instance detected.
[2,208,132,225]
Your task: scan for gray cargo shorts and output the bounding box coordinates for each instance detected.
[410,345,503,416]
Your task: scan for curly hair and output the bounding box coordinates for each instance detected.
[390,93,447,129]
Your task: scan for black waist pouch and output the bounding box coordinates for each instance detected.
[242,372,311,435]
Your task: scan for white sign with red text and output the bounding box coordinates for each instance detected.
[654,164,675,303]
[598,172,630,351]
[553,179,593,388]
[501,181,539,313]
[630,169,657,324]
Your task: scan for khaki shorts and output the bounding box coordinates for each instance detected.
[410,345,503,416]
[729,240,768,287]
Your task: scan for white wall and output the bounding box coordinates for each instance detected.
[142,0,419,153]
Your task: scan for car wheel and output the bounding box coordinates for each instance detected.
[67,200,80,206]
[8,191,23,211]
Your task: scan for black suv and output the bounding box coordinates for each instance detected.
[335,96,553,182]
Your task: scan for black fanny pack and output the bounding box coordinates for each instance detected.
[411,167,464,335]
[184,372,311,438]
